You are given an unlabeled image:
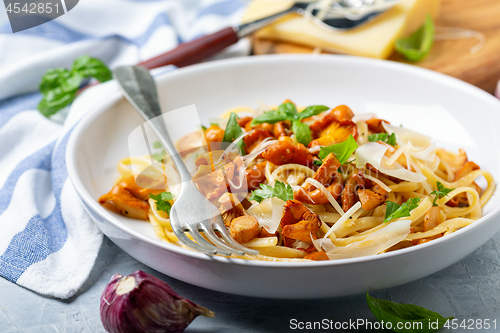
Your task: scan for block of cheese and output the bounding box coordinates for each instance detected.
[242,0,440,59]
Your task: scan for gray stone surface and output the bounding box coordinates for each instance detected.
[1,234,500,333]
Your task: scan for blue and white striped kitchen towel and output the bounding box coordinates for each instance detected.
[0,0,249,299]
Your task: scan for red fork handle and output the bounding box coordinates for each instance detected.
[78,27,238,95]
[138,27,239,69]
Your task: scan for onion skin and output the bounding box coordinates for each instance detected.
[100,271,214,333]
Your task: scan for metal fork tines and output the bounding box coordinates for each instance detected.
[169,181,258,256]
[113,65,258,257]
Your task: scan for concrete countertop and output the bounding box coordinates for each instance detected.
[1,234,500,332]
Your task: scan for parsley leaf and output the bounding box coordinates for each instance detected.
[292,120,312,146]
[395,14,435,62]
[153,141,163,149]
[251,103,329,125]
[313,160,323,166]
[430,182,455,206]
[222,112,245,154]
[368,132,397,146]
[149,192,174,214]
[249,181,294,203]
[383,197,421,223]
[367,293,453,333]
[318,135,358,164]
[38,55,112,117]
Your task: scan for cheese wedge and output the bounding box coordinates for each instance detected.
[243,0,440,59]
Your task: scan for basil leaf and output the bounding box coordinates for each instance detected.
[37,91,77,117]
[251,110,289,125]
[367,293,452,333]
[430,182,455,206]
[251,103,330,125]
[368,132,397,146]
[313,160,323,166]
[149,192,174,214]
[38,55,112,117]
[251,102,297,126]
[383,197,420,223]
[278,102,298,118]
[72,55,112,82]
[222,112,245,154]
[222,112,243,142]
[395,14,435,62]
[39,68,71,94]
[292,120,312,146]
[40,68,82,94]
[37,69,82,117]
[297,105,329,120]
[318,135,358,164]
[249,181,294,203]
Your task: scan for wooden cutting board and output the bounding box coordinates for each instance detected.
[251,0,500,94]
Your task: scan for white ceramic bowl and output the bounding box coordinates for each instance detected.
[66,55,500,299]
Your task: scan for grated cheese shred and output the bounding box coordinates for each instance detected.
[323,201,362,239]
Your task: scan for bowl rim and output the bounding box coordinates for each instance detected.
[66,54,500,268]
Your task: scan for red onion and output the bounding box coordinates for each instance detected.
[100,271,214,333]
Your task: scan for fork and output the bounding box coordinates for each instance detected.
[113,66,258,257]
[138,0,399,70]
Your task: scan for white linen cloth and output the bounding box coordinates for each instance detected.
[0,0,249,299]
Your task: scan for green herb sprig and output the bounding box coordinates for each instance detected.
[291,120,313,146]
[250,102,329,146]
[251,103,329,126]
[222,112,245,155]
[395,14,435,62]
[318,135,358,165]
[368,132,397,146]
[149,192,174,215]
[430,182,455,206]
[38,55,112,117]
[383,197,421,223]
[367,293,452,333]
[249,180,293,203]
